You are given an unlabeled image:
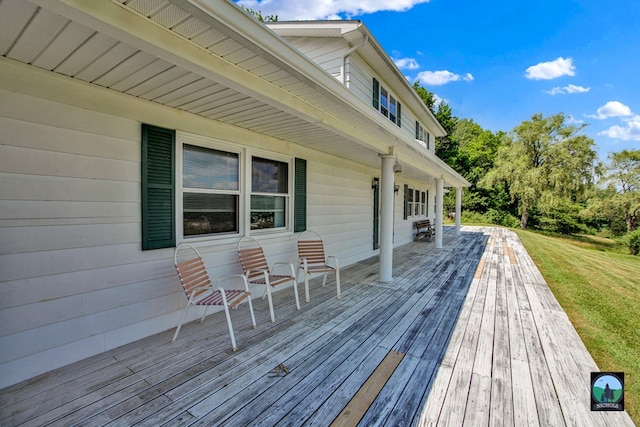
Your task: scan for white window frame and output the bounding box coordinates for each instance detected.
[246,149,293,235]
[416,123,430,150]
[176,133,294,243]
[407,186,427,219]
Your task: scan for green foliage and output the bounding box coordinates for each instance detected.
[410,83,637,238]
[479,113,597,230]
[412,82,436,113]
[601,149,640,232]
[620,230,640,255]
[241,7,278,22]
[485,209,521,228]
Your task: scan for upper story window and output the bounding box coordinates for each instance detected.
[415,122,430,150]
[373,78,401,127]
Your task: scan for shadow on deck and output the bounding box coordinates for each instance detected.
[0,226,634,426]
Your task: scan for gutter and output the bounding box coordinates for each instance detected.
[341,34,368,87]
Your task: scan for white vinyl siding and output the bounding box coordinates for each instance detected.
[279,37,347,79]
[0,87,399,388]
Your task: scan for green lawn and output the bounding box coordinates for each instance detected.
[515,229,640,424]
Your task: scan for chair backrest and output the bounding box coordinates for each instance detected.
[237,237,270,281]
[298,231,327,266]
[174,244,211,300]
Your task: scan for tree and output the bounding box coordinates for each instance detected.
[451,119,510,214]
[241,7,278,22]
[480,113,597,230]
[434,102,460,167]
[600,149,640,232]
[412,81,436,114]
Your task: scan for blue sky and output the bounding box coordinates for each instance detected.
[235,0,640,161]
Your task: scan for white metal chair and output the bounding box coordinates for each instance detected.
[172,243,256,351]
[297,230,340,302]
[237,236,298,322]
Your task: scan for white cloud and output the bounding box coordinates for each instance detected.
[598,117,640,141]
[235,0,431,20]
[394,57,420,70]
[525,57,575,80]
[587,101,633,119]
[566,114,585,125]
[544,84,591,95]
[415,70,474,86]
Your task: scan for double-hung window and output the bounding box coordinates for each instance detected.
[141,125,305,249]
[251,156,289,230]
[182,143,240,237]
[380,87,389,117]
[415,121,430,150]
[404,186,427,219]
[373,78,401,127]
[389,96,397,124]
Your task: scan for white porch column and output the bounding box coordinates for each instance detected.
[378,152,395,282]
[435,177,444,249]
[455,187,462,236]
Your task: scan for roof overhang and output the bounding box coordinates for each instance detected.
[1,0,469,188]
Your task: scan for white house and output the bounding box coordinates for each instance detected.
[0,0,469,388]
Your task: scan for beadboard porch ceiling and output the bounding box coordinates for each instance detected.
[0,0,465,186]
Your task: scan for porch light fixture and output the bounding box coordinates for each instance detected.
[393,161,402,173]
[394,185,399,193]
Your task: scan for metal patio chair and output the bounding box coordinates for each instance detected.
[172,243,256,351]
[297,230,341,303]
[237,236,298,322]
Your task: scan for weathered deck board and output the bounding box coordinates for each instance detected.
[1,227,635,427]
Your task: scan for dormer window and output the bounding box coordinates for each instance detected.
[373,78,401,127]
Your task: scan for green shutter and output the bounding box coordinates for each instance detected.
[415,121,420,139]
[141,124,175,250]
[427,132,430,150]
[373,178,380,250]
[397,102,402,127]
[426,190,430,216]
[403,184,409,220]
[294,158,307,232]
[372,78,380,110]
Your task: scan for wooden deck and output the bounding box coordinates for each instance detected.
[0,226,634,426]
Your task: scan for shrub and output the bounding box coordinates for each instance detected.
[620,230,640,255]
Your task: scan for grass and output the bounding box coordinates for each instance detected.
[515,229,640,424]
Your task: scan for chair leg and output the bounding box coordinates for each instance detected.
[219,290,237,352]
[304,271,310,303]
[266,285,275,322]
[247,295,257,329]
[336,268,341,299]
[293,278,301,310]
[199,306,209,323]
[171,304,191,343]
[322,272,328,287]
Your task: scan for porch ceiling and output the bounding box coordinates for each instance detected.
[0,0,468,187]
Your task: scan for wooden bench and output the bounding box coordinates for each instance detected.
[414,219,435,241]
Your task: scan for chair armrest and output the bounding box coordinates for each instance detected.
[216,274,251,292]
[273,262,296,277]
[327,255,339,268]
[187,285,215,301]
